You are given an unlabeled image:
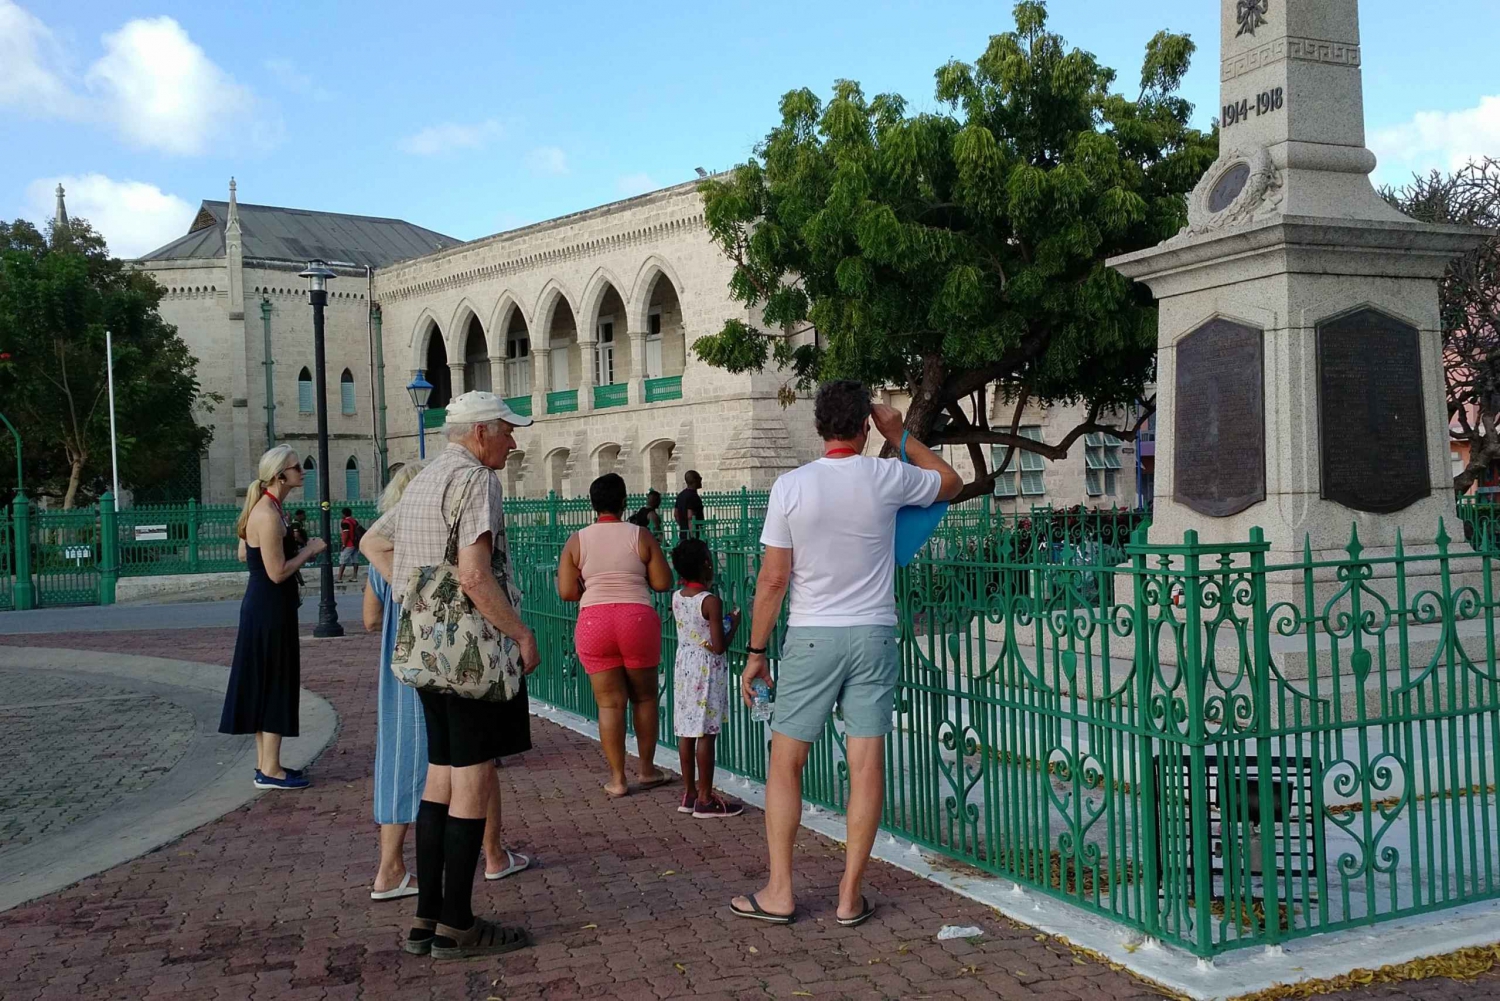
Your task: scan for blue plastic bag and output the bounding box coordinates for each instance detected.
[895,500,949,566]
[893,432,948,566]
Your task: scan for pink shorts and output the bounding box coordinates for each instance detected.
[575,603,662,674]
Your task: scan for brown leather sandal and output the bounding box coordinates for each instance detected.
[431,917,532,960]
[403,917,437,956]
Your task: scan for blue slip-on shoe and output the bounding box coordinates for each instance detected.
[254,769,310,790]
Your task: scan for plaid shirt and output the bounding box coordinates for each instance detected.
[370,443,521,610]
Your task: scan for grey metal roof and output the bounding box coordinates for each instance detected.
[135,200,460,268]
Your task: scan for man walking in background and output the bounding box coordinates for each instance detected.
[675,470,705,537]
[337,507,363,584]
[731,380,961,926]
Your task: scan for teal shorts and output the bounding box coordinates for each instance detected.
[771,625,900,743]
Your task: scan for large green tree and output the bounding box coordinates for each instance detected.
[694,1,1216,499]
[0,217,216,508]
[1381,158,1500,495]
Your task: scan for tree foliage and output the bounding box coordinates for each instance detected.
[694,1,1216,497]
[1382,159,1500,495]
[0,217,216,507]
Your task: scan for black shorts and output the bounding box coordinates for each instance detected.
[417,680,532,768]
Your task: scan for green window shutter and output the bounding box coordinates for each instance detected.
[303,468,318,503]
[341,378,356,415]
[298,376,314,413]
[345,465,360,500]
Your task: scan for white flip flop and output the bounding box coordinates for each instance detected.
[485,848,532,881]
[370,871,419,901]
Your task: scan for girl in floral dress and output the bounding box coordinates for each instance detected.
[671,538,744,818]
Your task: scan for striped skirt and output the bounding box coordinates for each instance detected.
[371,570,427,825]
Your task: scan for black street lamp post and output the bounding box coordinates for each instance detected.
[301,260,344,638]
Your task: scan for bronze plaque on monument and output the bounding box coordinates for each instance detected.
[1317,308,1430,513]
[1173,318,1265,517]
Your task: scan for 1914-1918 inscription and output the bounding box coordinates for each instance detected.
[1317,309,1430,513]
[1174,318,1265,517]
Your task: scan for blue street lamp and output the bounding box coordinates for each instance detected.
[407,370,433,460]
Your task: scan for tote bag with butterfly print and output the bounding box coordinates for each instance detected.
[389,469,524,702]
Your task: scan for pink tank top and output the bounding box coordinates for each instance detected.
[577,522,653,608]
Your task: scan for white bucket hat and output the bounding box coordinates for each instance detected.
[444,390,534,428]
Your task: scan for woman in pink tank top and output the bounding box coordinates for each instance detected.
[558,473,674,798]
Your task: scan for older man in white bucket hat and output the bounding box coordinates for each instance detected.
[364,390,538,959]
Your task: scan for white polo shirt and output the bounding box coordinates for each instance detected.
[760,455,942,627]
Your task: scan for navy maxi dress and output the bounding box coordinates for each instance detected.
[219,527,301,737]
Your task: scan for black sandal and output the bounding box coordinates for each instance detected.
[403,918,437,956]
[729,893,795,925]
[836,896,876,928]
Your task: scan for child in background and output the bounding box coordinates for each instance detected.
[670,538,744,818]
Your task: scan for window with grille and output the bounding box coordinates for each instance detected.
[298,368,314,413]
[340,369,356,415]
[1085,432,1123,497]
[992,426,1047,497]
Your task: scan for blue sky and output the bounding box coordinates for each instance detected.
[3,0,1498,258]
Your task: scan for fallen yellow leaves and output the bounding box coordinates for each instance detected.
[1227,942,1500,1001]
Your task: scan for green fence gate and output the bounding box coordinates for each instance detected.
[32,506,101,606]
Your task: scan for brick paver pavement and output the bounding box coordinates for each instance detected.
[1,627,1497,1001]
[0,668,197,851]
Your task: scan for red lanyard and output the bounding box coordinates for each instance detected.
[824,446,858,458]
[597,514,621,523]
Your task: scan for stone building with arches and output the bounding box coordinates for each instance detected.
[374,178,819,498]
[134,176,822,504]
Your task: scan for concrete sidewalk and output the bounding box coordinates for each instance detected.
[0,627,1492,1001]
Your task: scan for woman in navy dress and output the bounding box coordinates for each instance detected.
[219,445,326,789]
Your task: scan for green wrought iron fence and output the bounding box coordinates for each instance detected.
[32,507,101,606]
[0,507,12,611]
[510,516,1500,958]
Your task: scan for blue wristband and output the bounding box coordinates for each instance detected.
[900,430,910,463]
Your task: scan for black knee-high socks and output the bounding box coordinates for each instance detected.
[414,800,448,922]
[439,816,487,931]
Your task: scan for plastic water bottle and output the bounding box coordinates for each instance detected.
[749,678,773,723]
[724,616,735,637]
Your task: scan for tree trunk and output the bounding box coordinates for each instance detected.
[62,457,84,509]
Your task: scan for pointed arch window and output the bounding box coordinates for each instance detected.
[298,368,314,413]
[345,455,361,500]
[302,456,318,503]
[340,369,356,415]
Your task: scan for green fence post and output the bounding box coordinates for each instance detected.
[11,492,34,610]
[98,495,118,606]
[188,497,200,572]
[739,486,749,539]
[548,490,558,542]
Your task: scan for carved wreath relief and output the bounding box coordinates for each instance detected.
[1237,0,1270,37]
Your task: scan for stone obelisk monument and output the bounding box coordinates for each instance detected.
[1110,0,1484,559]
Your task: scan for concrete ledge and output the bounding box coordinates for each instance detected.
[0,647,338,913]
[116,572,248,604]
[527,698,1500,1001]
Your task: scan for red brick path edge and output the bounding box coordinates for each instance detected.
[1,629,1494,1001]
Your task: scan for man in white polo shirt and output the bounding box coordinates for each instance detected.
[731,380,961,927]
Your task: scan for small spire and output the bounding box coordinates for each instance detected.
[54,183,69,228]
[226,177,240,233]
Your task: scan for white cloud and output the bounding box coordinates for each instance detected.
[0,0,84,116]
[1372,95,1500,182]
[263,57,333,102]
[616,172,656,196]
[398,119,504,156]
[525,146,569,176]
[0,4,268,155]
[87,16,258,156]
[26,174,194,259]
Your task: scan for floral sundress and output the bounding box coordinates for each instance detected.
[672,589,728,737]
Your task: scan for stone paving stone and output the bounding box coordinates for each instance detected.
[1,626,1497,1000]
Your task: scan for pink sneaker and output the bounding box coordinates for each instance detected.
[693,795,744,819]
[678,791,695,814]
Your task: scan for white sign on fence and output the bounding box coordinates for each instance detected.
[134,525,169,542]
[64,545,91,562]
